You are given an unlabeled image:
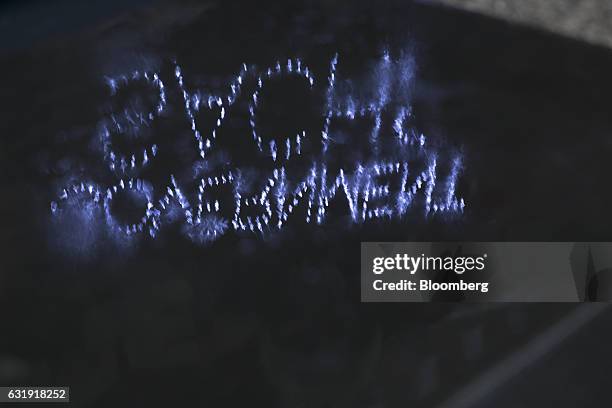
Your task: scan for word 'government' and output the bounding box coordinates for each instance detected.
[51,49,467,245]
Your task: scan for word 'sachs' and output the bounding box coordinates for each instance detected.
[50,50,467,246]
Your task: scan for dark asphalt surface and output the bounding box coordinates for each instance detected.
[1,1,612,407]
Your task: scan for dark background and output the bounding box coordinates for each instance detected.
[1,0,612,406]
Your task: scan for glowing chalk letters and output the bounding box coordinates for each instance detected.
[51,50,466,246]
